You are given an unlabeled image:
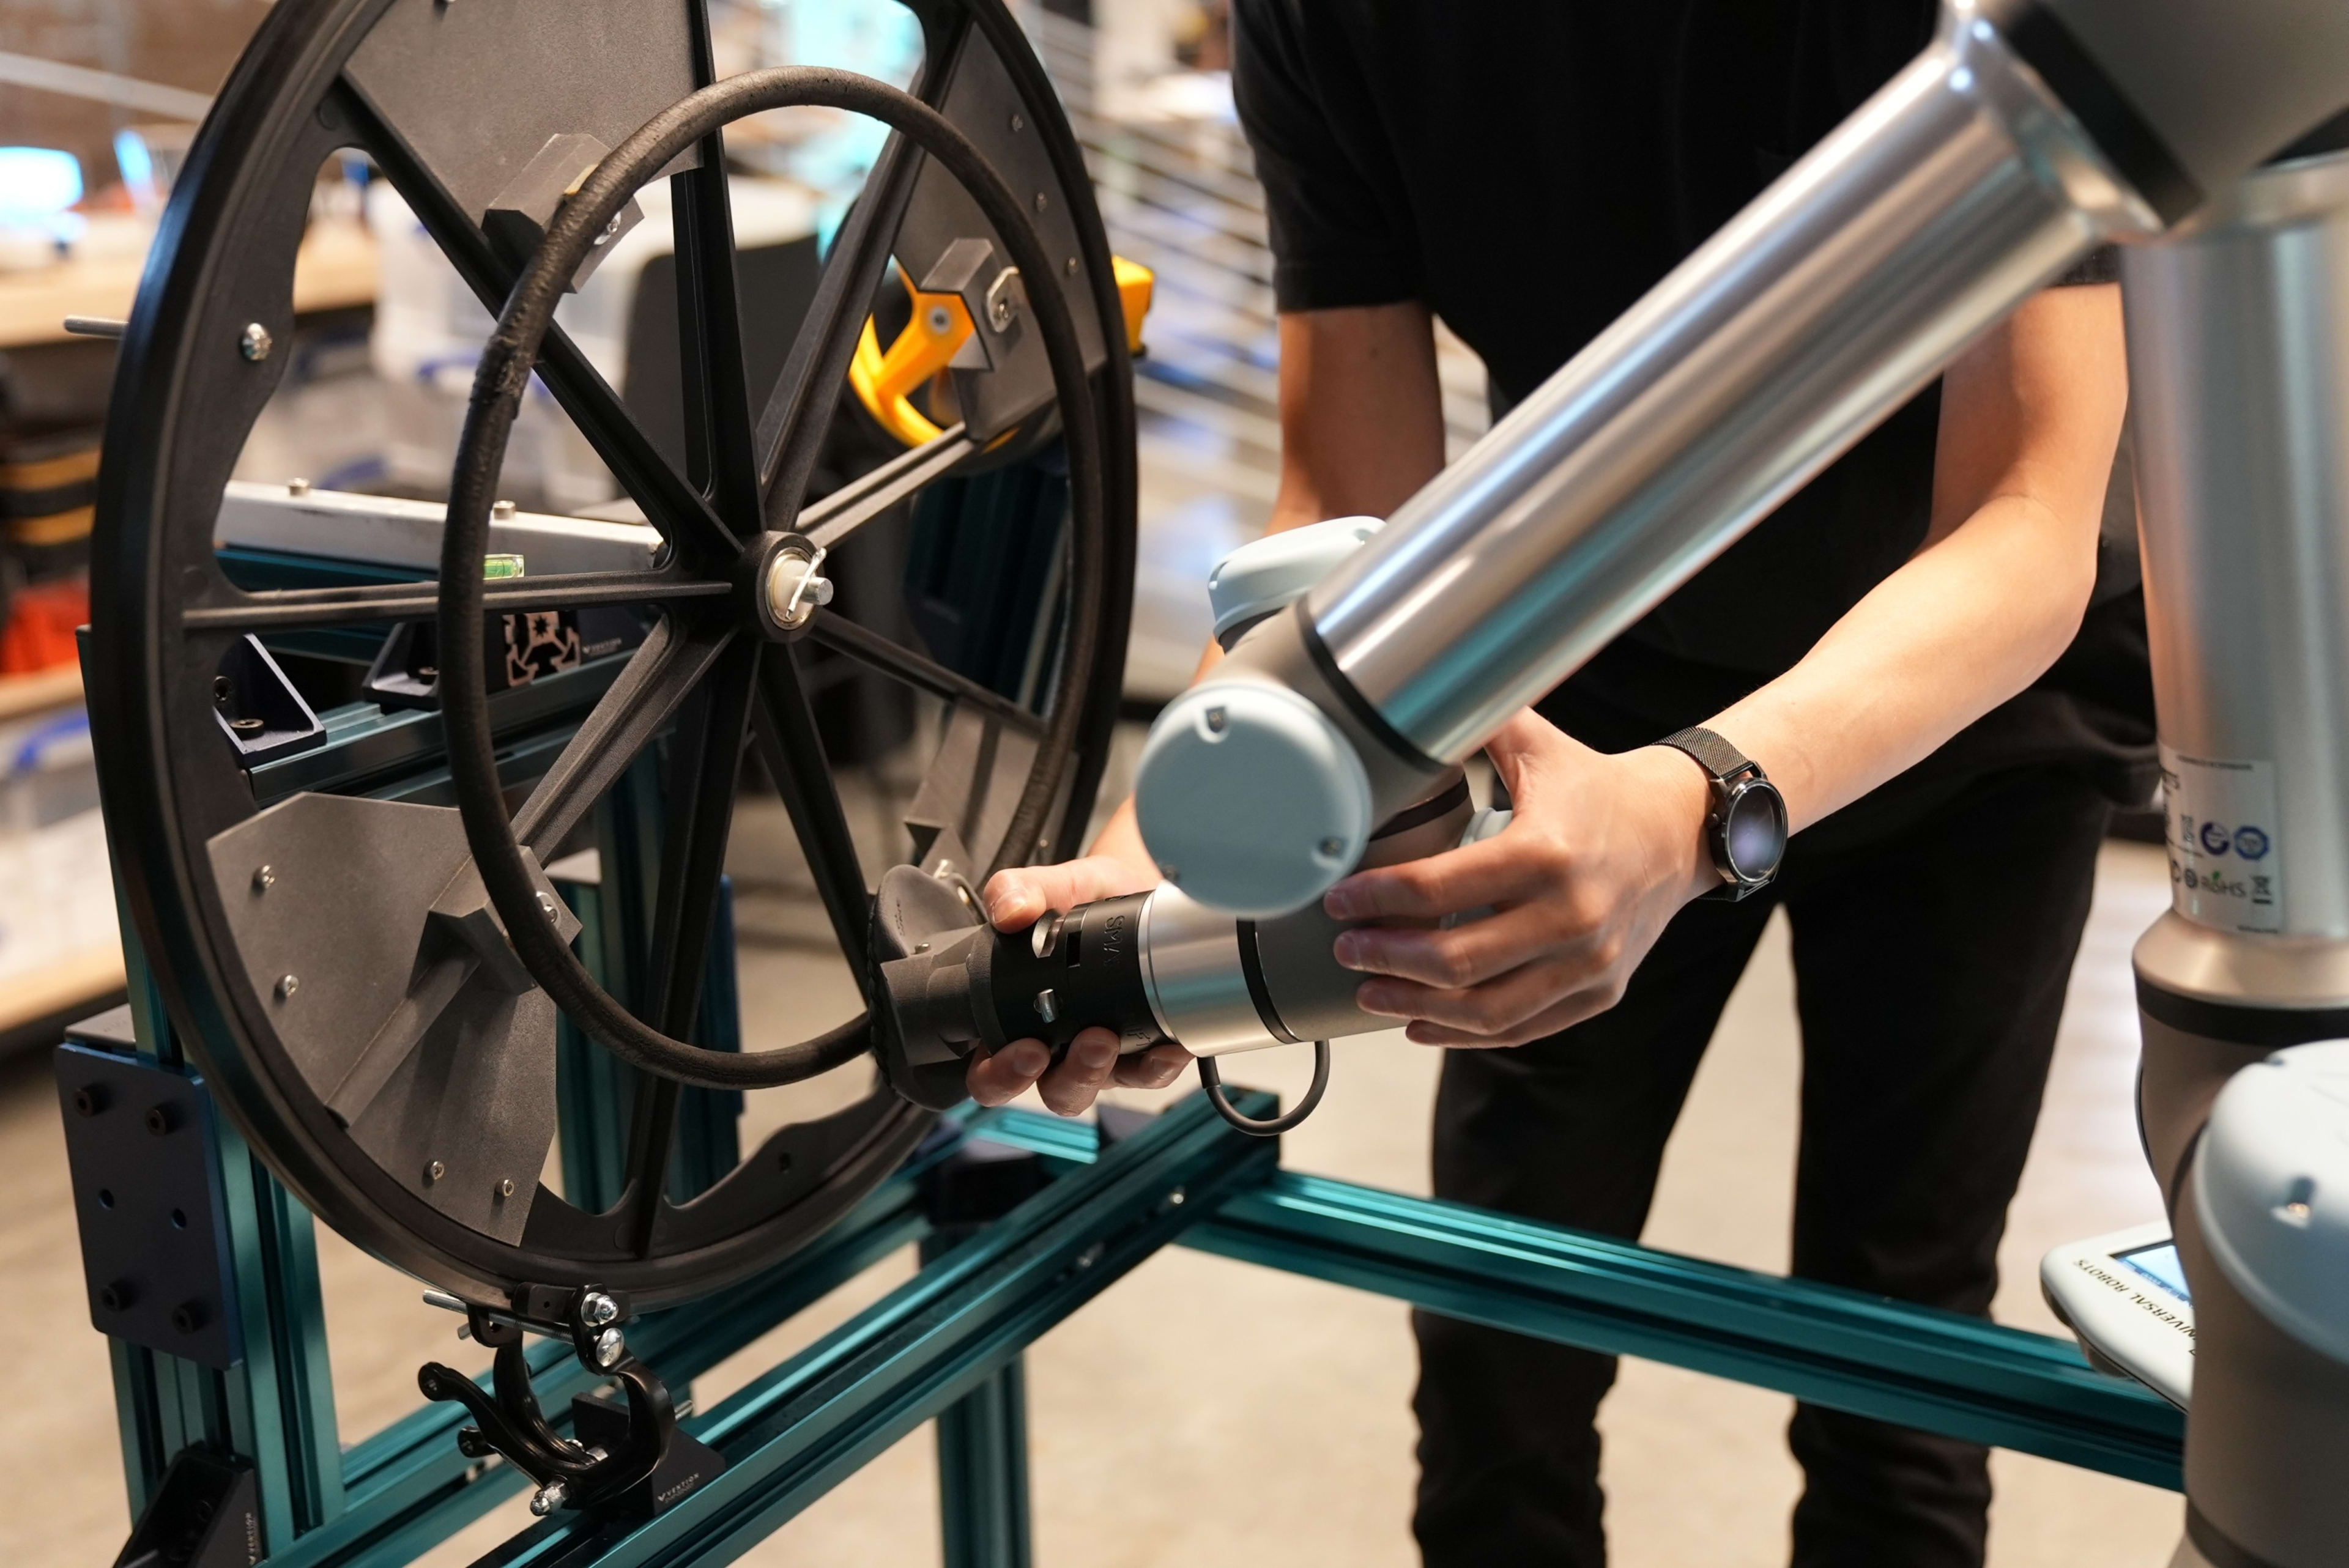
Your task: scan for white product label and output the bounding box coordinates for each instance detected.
[2161,745,2283,933]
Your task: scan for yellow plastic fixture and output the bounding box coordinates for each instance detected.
[847,254,1157,448]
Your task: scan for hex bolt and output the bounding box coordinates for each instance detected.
[530,1482,567,1517]
[286,478,310,497]
[239,322,273,361]
[425,1159,447,1185]
[986,267,1022,333]
[275,974,299,1000]
[252,864,275,892]
[492,498,517,520]
[144,1104,175,1136]
[595,1326,626,1367]
[580,1290,620,1326]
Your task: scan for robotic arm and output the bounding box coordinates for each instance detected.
[878,5,2349,1559]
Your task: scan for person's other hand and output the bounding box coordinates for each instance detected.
[1325,711,1718,1048]
[964,854,1195,1114]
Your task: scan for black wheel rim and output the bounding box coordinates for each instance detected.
[86,0,1136,1309]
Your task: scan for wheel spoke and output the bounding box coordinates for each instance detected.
[803,610,1042,737]
[512,613,739,855]
[337,82,741,569]
[671,148,763,528]
[181,571,729,633]
[750,646,873,980]
[800,424,977,550]
[617,636,759,1251]
[754,128,930,527]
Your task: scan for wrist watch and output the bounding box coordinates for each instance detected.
[1658,727,1788,902]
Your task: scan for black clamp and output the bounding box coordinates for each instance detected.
[416,1284,721,1518]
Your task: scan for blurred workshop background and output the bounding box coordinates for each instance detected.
[0,1,2179,1563]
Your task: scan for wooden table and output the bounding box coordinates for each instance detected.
[0,216,377,349]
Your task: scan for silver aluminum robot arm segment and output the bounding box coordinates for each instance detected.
[1134,0,2349,919]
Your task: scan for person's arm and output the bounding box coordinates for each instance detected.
[1324,283,2128,1047]
[967,302,1448,1109]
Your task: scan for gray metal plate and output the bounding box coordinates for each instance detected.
[204,793,560,1243]
[896,29,1107,440]
[343,0,702,225]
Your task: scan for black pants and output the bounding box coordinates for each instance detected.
[1411,767,2110,1568]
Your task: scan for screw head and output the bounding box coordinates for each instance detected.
[1034,191,1048,213]
[595,1326,625,1367]
[425,1159,446,1184]
[253,864,275,892]
[495,1177,516,1199]
[1066,256,1078,276]
[1319,837,1345,857]
[1204,708,1227,733]
[171,1301,206,1334]
[581,1290,620,1326]
[491,498,516,520]
[286,478,310,497]
[536,890,559,919]
[530,1483,567,1517]
[925,304,952,336]
[73,1084,105,1117]
[239,322,273,361]
[275,974,299,999]
[99,1281,135,1312]
[144,1104,174,1136]
[1010,112,1025,132]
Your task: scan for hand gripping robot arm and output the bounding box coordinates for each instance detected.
[876,6,2349,1559]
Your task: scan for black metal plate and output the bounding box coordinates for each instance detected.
[56,1034,245,1369]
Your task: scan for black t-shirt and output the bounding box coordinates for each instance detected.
[1231,0,2154,842]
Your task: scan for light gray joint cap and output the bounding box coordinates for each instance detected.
[1135,680,1370,918]
[2194,1038,2349,1364]
[1208,516,1382,647]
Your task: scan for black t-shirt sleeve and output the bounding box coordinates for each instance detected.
[1231,0,1420,311]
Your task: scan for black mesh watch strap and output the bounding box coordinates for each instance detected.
[1659,726,1760,783]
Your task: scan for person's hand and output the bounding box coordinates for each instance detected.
[964,853,1195,1114]
[1325,710,1720,1048]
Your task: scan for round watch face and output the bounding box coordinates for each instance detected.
[1721,778,1789,882]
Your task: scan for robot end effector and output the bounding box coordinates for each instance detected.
[1130,0,2349,922]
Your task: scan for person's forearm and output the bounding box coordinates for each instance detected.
[1705,492,2099,832]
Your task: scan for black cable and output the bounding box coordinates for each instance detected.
[434,67,1108,1090]
[1197,1042,1330,1137]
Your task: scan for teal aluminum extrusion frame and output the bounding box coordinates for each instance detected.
[82,572,2182,1568]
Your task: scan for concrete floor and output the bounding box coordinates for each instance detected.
[1,827,2183,1566]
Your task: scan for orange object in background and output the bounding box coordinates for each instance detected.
[0,576,89,674]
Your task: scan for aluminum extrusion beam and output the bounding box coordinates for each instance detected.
[985,1112,2185,1491]
[470,1092,1277,1568]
